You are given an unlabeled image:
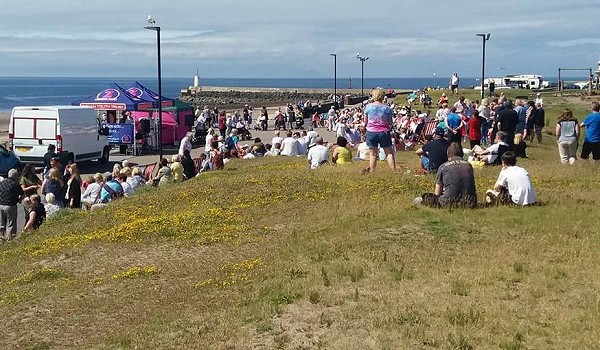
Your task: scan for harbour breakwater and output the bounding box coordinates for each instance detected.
[178,86,376,108]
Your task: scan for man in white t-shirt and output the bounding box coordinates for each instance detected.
[486,151,537,206]
[307,137,329,169]
[295,132,308,155]
[280,130,298,156]
[305,129,319,148]
[271,130,283,148]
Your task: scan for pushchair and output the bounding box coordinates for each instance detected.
[237,126,252,140]
[193,123,208,145]
[295,115,305,129]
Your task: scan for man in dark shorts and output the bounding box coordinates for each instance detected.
[414,143,477,208]
[580,101,600,160]
[416,127,450,173]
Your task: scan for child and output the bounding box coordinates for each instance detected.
[513,133,527,158]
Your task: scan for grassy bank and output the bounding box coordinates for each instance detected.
[0,90,599,349]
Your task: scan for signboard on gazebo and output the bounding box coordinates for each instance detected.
[106,123,134,145]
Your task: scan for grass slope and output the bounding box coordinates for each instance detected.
[1,90,599,350]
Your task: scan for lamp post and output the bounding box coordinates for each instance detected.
[329,53,337,106]
[356,53,369,96]
[145,17,163,161]
[476,33,491,100]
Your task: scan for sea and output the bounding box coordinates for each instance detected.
[0,75,585,112]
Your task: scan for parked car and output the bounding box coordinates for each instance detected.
[0,144,21,177]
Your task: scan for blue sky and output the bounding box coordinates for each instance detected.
[0,0,598,78]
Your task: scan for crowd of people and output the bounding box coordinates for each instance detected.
[2,86,600,239]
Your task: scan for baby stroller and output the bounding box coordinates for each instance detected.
[295,115,305,129]
[237,126,253,140]
[193,123,208,145]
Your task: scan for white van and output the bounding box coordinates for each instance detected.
[9,106,111,165]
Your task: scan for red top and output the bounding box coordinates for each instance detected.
[468,117,482,141]
[218,115,226,129]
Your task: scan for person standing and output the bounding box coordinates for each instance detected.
[43,144,58,177]
[0,169,24,241]
[534,102,545,144]
[468,110,483,148]
[65,163,82,209]
[363,88,396,173]
[446,107,463,144]
[495,100,519,148]
[514,99,527,137]
[488,80,495,97]
[178,132,193,156]
[555,109,580,164]
[450,73,460,94]
[217,111,227,138]
[580,101,600,161]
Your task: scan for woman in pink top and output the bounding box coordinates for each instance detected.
[363,88,396,173]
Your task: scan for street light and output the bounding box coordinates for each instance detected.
[329,53,337,106]
[144,15,163,161]
[476,33,491,100]
[356,53,369,96]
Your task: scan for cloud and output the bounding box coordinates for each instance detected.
[547,38,600,48]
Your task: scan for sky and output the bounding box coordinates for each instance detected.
[0,0,598,79]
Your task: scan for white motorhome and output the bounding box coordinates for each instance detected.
[9,106,111,165]
[502,75,548,89]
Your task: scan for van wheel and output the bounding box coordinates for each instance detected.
[100,147,110,164]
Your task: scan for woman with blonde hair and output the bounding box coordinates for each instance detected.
[362,88,396,173]
[555,108,580,164]
[66,163,82,208]
[170,154,184,183]
[42,168,64,207]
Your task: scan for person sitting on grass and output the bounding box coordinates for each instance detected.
[414,143,477,208]
[307,137,329,169]
[22,194,46,231]
[513,133,528,158]
[415,127,450,173]
[154,158,173,187]
[332,136,353,165]
[81,173,103,209]
[181,149,197,180]
[44,193,61,218]
[473,131,510,165]
[170,155,184,183]
[486,151,537,206]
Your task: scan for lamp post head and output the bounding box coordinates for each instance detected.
[330,53,337,57]
[144,15,160,31]
[476,33,491,41]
